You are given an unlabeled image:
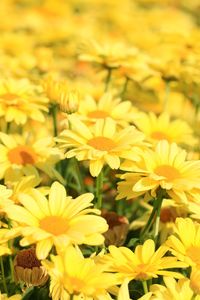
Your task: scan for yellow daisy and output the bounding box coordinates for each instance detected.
[103,239,186,283]
[57,115,146,177]
[0,293,22,300]
[0,184,13,213]
[166,217,200,267]
[0,78,48,125]
[77,92,140,128]
[5,182,108,259]
[134,112,195,147]
[150,277,200,300]
[42,246,118,300]
[0,132,63,184]
[118,140,200,204]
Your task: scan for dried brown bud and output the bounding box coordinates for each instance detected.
[101,210,129,246]
[14,248,49,287]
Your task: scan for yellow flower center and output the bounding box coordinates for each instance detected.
[87,110,109,119]
[39,216,69,236]
[68,277,85,293]
[151,131,170,141]
[8,146,37,165]
[134,264,150,280]
[154,165,180,181]
[186,246,200,265]
[0,93,21,106]
[87,136,116,151]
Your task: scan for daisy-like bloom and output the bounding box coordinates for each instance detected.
[77,92,140,128]
[166,218,200,267]
[118,140,200,204]
[57,115,146,177]
[134,112,195,147]
[79,40,138,69]
[5,182,108,259]
[0,132,64,184]
[149,277,200,300]
[42,245,118,300]
[103,239,186,283]
[0,293,22,300]
[0,184,13,213]
[0,78,48,125]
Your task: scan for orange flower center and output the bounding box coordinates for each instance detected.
[134,264,150,280]
[0,93,18,101]
[68,277,85,293]
[87,110,109,119]
[87,136,116,151]
[186,246,200,265]
[16,248,41,269]
[39,216,69,236]
[160,208,177,223]
[154,165,180,181]
[8,146,37,165]
[151,131,170,141]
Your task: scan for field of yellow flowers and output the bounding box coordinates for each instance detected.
[0,0,200,299]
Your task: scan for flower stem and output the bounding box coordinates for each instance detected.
[142,280,148,294]
[70,294,74,300]
[0,257,8,294]
[51,104,58,137]
[96,171,103,209]
[73,158,85,193]
[163,80,170,111]
[121,77,129,99]
[140,188,165,240]
[104,68,112,92]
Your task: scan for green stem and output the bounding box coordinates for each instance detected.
[142,280,148,294]
[70,294,74,300]
[104,68,112,92]
[140,189,165,239]
[51,104,58,137]
[121,77,129,99]
[96,171,103,209]
[73,158,85,193]
[163,80,170,111]
[7,219,14,282]
[154,194,164,240]
[0,257,8,294]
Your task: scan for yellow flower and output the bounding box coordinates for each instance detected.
[0,293,22,300]
[118,140,200,204]
[79,40,138,69]
[0,184,13,213]
[0,78,48,125]
[78,92,140,128]
[134,112,195,147]
[5,182,108,259]
[190,267,200,295]
[42,245,118,300]
[0,132,63,184]
[150,277,200,300]
[57,115,146,177]
[166,218,200,267]
[103,239,186,283]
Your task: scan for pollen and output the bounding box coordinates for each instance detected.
[39,216,69,236]
[151,131,170,141]
[154,165,180,181]
[87,110,109,119]
[186,246,200,266]
[87,136,116,151]
[8,145,37,165]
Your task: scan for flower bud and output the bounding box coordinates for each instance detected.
[59,89,80,114]
[101,210,129,246]
[14,248,49,287]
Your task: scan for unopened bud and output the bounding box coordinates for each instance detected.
[59,89,80,114]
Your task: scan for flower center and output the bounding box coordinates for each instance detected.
[134,264,150,280]
[154,165,180,181]
[87,136,116,151]
[186,246,200,265]
[68,277,85,293]
[0,93,19,105]
[87,110,109,119]
[16,248,41,269]
[8,146,37,165]
[151,131,170,141]
[160,208,177,223]
[40,216,69,236]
